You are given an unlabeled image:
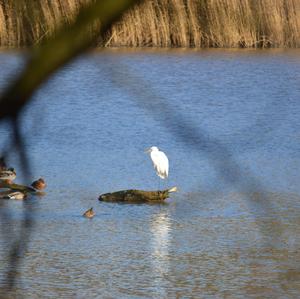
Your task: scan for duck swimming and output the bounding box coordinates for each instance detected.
[31,178,46,190]
[0,168,16,184]
[4,191,26,200]
[83,207,95,218]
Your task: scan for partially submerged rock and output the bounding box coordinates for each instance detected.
[99,187,177,203]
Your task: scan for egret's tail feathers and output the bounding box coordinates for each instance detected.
[168,186,178,193]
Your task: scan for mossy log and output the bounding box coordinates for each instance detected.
[99,187,177,203]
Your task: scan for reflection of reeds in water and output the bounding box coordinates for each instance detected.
[0,0,299,47]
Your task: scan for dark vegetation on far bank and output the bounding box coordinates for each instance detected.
[0,0,299,48]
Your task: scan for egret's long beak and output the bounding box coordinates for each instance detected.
[144,148,151,153]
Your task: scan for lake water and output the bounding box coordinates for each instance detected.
[0,49,300,298]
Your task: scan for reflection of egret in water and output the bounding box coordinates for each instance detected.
[150,210,172,297]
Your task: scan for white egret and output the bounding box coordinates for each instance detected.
[145,146,169,189]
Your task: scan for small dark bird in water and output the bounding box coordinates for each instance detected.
[83,207,95,218]
[31,178,46,190]
[0,168,16,184]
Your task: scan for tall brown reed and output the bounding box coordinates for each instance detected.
[0,0,299,48]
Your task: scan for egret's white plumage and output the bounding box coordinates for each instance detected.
[145,146,169,179]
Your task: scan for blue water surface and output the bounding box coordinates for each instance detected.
[0,49,299,298]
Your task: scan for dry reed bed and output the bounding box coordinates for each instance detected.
[0,0,299,48]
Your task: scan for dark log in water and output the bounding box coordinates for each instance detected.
[98,187,177,203]
[0,181,36,193]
